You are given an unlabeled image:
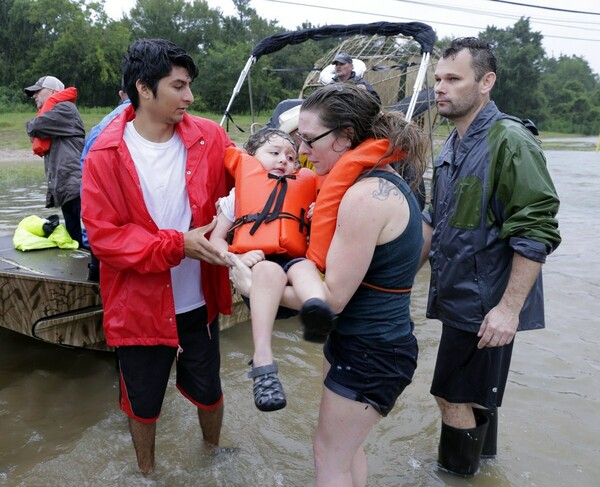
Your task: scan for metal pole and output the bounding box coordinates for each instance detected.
[220,56,256,126]
[406,52,430,122]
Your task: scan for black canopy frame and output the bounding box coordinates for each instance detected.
[220,21,436,127]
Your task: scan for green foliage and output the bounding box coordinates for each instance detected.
[539,55,600,135]
[481,18,545,121]
[436,19,600,134]
[194,41,250,113]
[0,0,131,107]
[0,87,31,113]
[128,0,222,55]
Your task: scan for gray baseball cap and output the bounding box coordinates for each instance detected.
[24,76,65,97]
[333,53,352,65]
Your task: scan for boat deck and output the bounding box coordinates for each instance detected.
[0,235,93,281]
[0,235,249,351]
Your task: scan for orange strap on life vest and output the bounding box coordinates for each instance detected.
[360,281,412,293]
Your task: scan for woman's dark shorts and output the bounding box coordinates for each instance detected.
[323,330,418,417]
[116,306,222,423]
[430,324,514,408]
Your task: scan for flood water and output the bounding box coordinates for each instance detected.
[0,148,599,486]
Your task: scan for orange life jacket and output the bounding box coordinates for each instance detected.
[307,139,406,271]
[32,87,78,157]
[224,147,317,258]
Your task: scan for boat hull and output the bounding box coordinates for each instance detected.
[0,236,249,351]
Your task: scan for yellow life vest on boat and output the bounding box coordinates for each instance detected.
[224,147,317,258]
[13,215,79,251]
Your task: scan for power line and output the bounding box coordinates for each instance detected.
[486,0,600,16]
[261,0,600,43]
[396,0,600,26]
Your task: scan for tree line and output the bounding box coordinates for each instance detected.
[1,0,598,134]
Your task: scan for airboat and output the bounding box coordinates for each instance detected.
[221,21,441,151]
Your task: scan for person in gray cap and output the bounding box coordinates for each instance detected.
[24,76,65,103]
[24,75,86,248]
[332,52,380,101]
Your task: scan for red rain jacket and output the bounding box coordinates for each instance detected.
[81,105,235,347]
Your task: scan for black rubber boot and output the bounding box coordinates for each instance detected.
[437,414,489,477]
[473,407,498,458]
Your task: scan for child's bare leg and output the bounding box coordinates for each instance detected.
[249,261,287,367]
[286,259,326,302]
[246,260,288,412]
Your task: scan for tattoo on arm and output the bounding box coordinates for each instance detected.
[372,178,401,201]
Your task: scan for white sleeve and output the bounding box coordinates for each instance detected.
[219,188,236,223]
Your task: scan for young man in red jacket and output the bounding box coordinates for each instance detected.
[81,38,235,474]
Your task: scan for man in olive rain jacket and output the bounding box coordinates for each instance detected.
[419,37,561,477]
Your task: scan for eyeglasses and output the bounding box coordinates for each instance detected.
[296,127,338,149]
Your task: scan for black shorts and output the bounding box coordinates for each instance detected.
[116,306,222,423]
[430,324,514,408]
[323,330,418,417]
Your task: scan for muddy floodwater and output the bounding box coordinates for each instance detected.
[0,147,598,486]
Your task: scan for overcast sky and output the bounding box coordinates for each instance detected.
[103,0,600,75]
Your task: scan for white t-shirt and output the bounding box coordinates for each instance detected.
[219,188,236,223]
[124,121,204,314]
